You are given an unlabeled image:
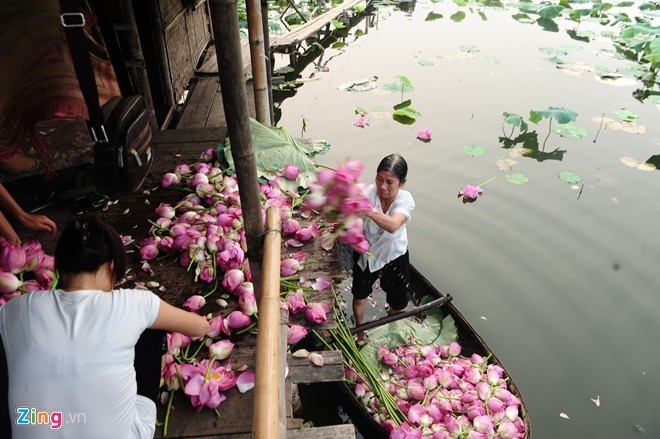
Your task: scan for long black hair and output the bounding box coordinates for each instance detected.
[55,216,127,285]
[377,154,408,183]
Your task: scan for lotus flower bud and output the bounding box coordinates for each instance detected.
[0,272,21,293]
[222,269,244,293]
[182,295,205,312]
[155,203,176,219]
[287,324,308,344]
[0,242,26,274]
[161,172,180,188]
[476,381,491,401]
[487,396,505,413]
[497,420,518,439]
[283,164,300,180]
[305,302,330,324]
[406,382,425,401]
[209,339,234,360]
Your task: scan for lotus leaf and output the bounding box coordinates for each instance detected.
[419,59,434,66]
[330,19,345,29]
[222,118,320,192]
[505,173,529,185]
[451,11,466,22]
[484,57,501,64]
[614,108,639,122]
[392,106,421,124]
[553,122,589,139]
[463,145,486,157]
[426,12,443,21]
[558,170,582,184]
[512,13,535,23]
[620,156,656,171]
[530,107,578,124]
[383,75,415,94]
[538,5,564,19]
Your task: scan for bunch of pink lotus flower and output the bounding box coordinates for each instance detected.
[347,340,526,439]
[303,160,372,253]
[149,149,344,428]
[0,239,55,307]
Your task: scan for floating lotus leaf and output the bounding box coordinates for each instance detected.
[483,57,501,64]
[512,13,535,23]
[558,170,582,184]
[463,145,486,157]
[460,45,480,53]
[496,158,517,171]
[450,11,466,22]
[505,173,529,185]
[418,59,434,66]
[553,122,589,139]
[538,5,563,19]
[614,108,639,122]
[392,106,421,124]
[425,12,443,21]
[337,76,378,91]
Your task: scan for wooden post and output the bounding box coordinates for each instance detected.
[253,207,282,438]
[261,0,275,124]
[209,0,265,294]
[147,0,176,114]
[246,0,271,124]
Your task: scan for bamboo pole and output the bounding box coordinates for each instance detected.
[253,206,282,438]
[246,0,271,124]
[209,0,265,293]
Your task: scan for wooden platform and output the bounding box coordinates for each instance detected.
[10,128,354,438]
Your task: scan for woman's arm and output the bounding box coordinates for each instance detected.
[150,299,210,338]
[365,210,408,234]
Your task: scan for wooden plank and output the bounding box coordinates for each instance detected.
[176,76,220,128]
[155,127,225,144]
[271,0,366,52]
[287,350,345,384]
[287,424,356,438]
[198,39,251,74]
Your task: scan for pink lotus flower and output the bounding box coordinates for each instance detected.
[155,203,176,219]
[287,324,308,344]
[0,272,21,294]
[416,128,432,143]
[286,289,307,314]
[21,240,44,271]
[305,302,331,324]
[183,365,227,411]
[35,269,54,289]
[473,415,493,434]
[406,382,426,401]
[497,420,519,439]
[283,164,300,180]
[458,184,483,200]
[222,269,244,293]
[353,114,369,128]
[183,295,206,312]
[238,288,258,316]
[161,172,181,188]
[207,315,231,338]
[227,310,252,329]
[208,339,234,360]
[139,244,159,261]
[0,241,26,274]
[281,258,301,276]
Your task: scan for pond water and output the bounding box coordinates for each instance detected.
[274,1,659,438]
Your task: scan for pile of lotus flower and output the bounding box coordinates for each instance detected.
[347,340,526,439]
[0,239,55,307]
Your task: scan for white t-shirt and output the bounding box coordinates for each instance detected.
[358,184,415,272]
[0,288,160,439]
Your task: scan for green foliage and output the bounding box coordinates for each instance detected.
[330,19,346,29]
[426,12,444,21]
[503,112,529,133]
[530,107,578,124]
[558,170,582,184]
[451,11,467,22]
[538,5,564,19]
[553,123,589,139]
[222,118,319,192]
[614,108,640,122]
[392,106,421,124]
[505,173,530,185]
[463,145,486,157]
[383,75,415,94]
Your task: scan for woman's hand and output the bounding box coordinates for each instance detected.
[18,211,57,236]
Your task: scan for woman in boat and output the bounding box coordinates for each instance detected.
[352,154,415,346]
[0,216,210,438]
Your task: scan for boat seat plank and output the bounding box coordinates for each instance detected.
[287,424,356,438]
[288,350,345,384]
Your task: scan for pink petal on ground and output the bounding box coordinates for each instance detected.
[286,238,304,248]
[311,276,332,291]
[236,371,256,393]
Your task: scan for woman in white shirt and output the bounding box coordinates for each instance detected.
[0,216,210,438]
[352,154,415,346]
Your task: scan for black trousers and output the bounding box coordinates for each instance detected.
[0,329,166,438]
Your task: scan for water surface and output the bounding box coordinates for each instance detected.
[276,1,660,437]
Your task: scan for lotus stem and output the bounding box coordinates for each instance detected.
[477,175,498,188]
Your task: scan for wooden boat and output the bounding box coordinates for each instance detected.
[336,264,533,438]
